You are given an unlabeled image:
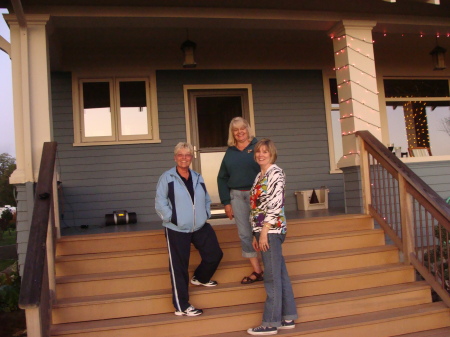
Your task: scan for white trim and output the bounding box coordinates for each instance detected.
[182,84,256,144]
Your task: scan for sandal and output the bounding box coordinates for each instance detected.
[241,271,264,284]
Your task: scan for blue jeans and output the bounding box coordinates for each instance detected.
[230,189,257,258]
[256,232,298,327]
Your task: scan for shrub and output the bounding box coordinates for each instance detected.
[0,263,21,312]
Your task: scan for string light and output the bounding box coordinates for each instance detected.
[376,32,450,39]
[333,45,374,60]
[339,98,380,114]
[333,64,376,78]
[332,32,382,141]
[337,79,379,96]
[340,115,381,129]
[331,34,375,44]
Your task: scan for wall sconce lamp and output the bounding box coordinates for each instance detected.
[430,42,446,70]
[181,39,197,68]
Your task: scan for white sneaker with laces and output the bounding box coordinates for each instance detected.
[191,276,218,287]
[174,305,203,316]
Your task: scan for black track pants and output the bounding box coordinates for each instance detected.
[165,223,223,312]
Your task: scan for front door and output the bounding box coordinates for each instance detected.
[186,88,252,210]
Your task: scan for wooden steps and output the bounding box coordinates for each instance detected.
[207,303,450,337]
[55,244,399,298]
[55,228,385,276]
[52,267,422,324]
[50,214,450,336]
[51,302,450,337]
[395,327,450,336]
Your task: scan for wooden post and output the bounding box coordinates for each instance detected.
[399,175,415,264]
[359,137,372,215]
[25,307,43,337]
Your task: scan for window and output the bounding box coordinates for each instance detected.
[324,78,343,172]
[74,76,160,146]
[384,79,450,157]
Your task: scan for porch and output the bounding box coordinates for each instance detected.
[58,208,346,237]
[18,131,450,336]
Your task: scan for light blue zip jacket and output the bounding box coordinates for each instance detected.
[155,167,211,233]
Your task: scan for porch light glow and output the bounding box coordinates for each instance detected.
[430,44,446,70]
[181,39,197,68]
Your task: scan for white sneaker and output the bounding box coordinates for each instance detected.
[175,305,203,316]
[191,276,218,287]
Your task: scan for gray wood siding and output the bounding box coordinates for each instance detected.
[407,161,450,201]
[341,167,364,214]
[15,182,34,276]
[51,70,345,228]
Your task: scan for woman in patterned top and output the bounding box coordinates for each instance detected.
[247,139,298,336]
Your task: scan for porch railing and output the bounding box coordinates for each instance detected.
[18,142,58,337]
[357,131,450,306]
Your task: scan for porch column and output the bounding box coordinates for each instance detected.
[329,20,382,168]
[5,14,52,184]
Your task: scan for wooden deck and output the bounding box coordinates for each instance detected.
[59,208,347,236]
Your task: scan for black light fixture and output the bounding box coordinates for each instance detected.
[181,30,197,68]
[430,38,446,70]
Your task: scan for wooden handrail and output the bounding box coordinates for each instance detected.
[356,130,450,228]
[19,142,57,308]
[356,130,450,305]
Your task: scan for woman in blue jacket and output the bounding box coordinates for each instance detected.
[155,142,223,317]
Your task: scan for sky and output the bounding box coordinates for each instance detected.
[0,8,14,156]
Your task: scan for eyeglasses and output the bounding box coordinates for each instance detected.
[176,154,193,159]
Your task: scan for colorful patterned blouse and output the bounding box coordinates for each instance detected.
[250,164,287,234]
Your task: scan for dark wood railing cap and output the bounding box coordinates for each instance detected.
[19,142,57,308]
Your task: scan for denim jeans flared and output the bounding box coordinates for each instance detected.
[255,232,298,327]
[230,189,257,258]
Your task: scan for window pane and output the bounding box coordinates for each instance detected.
[331,106,343,162]
[384,79,449,98]
[83,82,112,137]
[386,102,450,156]
[427,104,450,156]
[386,105,408,153]
[329,79,339,104]
[197,96,243,148]
[119,81,149,136]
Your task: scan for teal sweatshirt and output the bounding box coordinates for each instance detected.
[217,138,260,205]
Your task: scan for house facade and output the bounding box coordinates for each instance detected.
[1,1,450,275]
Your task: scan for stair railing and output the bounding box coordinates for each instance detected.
[356,131,450,307]
[18,142,58,337]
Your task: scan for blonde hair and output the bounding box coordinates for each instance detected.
[254,138,278,164]
[227,117,255,147]
[174,142,194,155]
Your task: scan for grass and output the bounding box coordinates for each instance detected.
[0,259,15,272]
[0,229,17,246]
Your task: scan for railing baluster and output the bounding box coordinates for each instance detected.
[356,131,450,306]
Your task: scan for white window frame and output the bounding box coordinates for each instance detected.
[72,72,160,146]
[382,77,450,163]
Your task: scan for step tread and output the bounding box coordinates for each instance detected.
[207,302,450,337]
[55,228,384,262]
[57,223,236,243]
[55,245,399,284]
[55,263,414,305]
[395,327,450,336]
[53,279,429,308]
[50,300,448,335]
[56,214,371,244]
